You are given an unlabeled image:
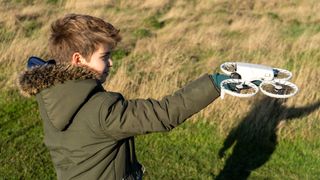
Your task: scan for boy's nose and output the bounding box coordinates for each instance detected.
[108,59,113,67]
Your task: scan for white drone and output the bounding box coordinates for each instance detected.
[220,62,299,99]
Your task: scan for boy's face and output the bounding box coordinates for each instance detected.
[73,44,112,83]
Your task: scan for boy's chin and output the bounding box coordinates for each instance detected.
[99,72,109,83]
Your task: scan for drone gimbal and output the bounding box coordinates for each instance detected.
[220,62,299,99]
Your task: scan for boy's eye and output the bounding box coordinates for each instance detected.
[102,53,111,61]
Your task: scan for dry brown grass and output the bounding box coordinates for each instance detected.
[0,0,319,139]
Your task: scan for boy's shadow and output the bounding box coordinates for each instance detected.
[215,97,320,180]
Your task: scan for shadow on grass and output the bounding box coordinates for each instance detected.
[215,97,320,180]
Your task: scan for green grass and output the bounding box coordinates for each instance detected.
[251,139,320,179]
[267,12,282,22]
[282,19,320,40]
[108,48,130,76]
[0,90,55,179]
[1,90,320,179]
[0,27,15,43]
[133,28,152,39]
[135,121,223,179]
[143,16,165,30]
[46,0,61,4]
[22,20,42,38]
[136,122,320,179]
[12,0,35,5]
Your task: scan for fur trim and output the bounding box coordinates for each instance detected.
[18,64,100,97]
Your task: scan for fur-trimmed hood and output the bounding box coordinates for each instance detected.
[18,63,100,97]
[18,64,103,131]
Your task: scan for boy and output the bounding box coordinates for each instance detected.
[18,14,227,179]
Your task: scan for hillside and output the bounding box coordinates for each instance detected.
[0,0,319,179]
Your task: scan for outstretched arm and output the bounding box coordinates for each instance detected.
[99,74,220,140]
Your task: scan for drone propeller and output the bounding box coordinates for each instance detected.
[220,62,237,75]
[259,79,298,98]
[272,68,292,81]
[220,79,259,99]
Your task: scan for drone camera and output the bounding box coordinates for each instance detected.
[273,69,280,77]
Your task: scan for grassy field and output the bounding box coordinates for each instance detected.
[1,0,320,179]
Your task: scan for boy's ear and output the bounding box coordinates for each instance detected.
[71,52,86,65]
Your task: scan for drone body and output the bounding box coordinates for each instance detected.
[234,63,275,81]
[220,62,298,99]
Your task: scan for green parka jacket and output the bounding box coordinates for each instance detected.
[18,64,220,180]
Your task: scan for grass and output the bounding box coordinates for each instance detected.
[133,28,152,39]
[108,48,130,76]
[0,0,320,179]
[22,20,42,37]
[137,124,320,179]
[143,15,165,29]
[0,90,55,179]
[267,12,282,22]
[0,27,15,43]
[282,19,320,40]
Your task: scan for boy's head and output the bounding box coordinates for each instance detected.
[49,14,121,81]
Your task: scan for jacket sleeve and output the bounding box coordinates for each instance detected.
[99,74,220,140]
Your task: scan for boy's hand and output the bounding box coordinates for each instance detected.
[211,73,247,93]
[211,73,232,92]
[211,73,230,89]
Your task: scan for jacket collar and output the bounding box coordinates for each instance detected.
[18,64,103,131]
[18,63,100,97]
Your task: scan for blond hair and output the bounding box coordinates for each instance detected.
[49,14,121,63]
